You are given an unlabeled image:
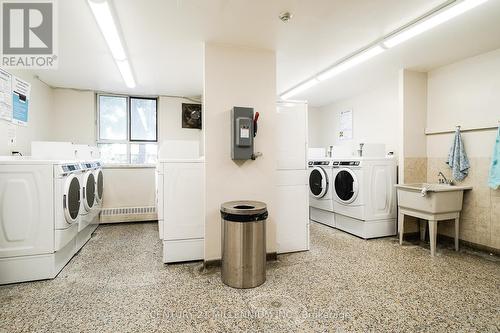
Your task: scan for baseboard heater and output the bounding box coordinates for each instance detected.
[100,206,157,223]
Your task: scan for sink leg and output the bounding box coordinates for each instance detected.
[429,220,437,257]
[419,219,426,242]
[398,211,404,245]
[454,216,460,252]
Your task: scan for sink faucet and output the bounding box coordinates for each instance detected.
[438,172,453,185]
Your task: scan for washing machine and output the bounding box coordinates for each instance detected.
[0,157,83,284]
[93,161,103,226]
[331,157,397,239]
[77,161,102,248]
[79,162,96,232]
[308,158,335,227]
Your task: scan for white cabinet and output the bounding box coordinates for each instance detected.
[275,102,309,254]
[276,170,309,253]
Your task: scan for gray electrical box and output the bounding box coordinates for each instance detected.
[231,107,254,160]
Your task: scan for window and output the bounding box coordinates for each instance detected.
[97,95,158,164]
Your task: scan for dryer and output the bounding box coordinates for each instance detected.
[79,162,97,231]
[0,157,84,284]
[308,158,335,227]
[93,162,103,224]
[331,157,397,239]
[77,161,102,248]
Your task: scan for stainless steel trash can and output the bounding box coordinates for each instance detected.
[220,201,267,288]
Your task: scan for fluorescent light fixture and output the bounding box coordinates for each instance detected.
[116,60,136,88]
[384,0,489,48]
[88,0,137,88]
[87,0,126,61]
[281,78,319,100]
[317,45,385,81]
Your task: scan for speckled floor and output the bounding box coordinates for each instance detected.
[1,222,499,333]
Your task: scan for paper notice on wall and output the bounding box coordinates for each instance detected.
[338,109,353,141]
[0,68,13,121]
[11,76,30,126]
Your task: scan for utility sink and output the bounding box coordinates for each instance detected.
[395,183,472,214]
[395,183,472,256]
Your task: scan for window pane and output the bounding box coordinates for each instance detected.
[130,98,157,141]
[98,143,128,164]
[130,143,157,164]
[99,96,127,140]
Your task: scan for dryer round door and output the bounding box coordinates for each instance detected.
[334,168,359,204]
[309,167,328,198]
[64,174,81,224]
[83,172,95,211]
[95,169,103,203]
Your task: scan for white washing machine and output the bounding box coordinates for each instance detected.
[77,161,102,248]
[0,157,84,284]
[79,162,96,232]
[93,161,103,225]
[331,157,397,239]
[308,158,335,228]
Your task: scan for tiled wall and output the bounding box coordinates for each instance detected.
[404,158,427,183]
[403,158,428,233]
[427,157,500,250]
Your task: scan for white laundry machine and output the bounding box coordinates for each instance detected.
[308,158,335,228]
[0,157,84,284]
[79,162,97,232]
[157,157,205,263]
[93,161,103,224]
[331,157,397,239]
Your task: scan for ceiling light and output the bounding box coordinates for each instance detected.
[317,45,385,81]
[116,60,136,88]
[281,78,319,100]
[87,0,136,88]
[87,0,126,60]
[384,0,489,48]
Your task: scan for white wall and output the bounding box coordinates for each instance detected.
[102,167,156,208]
[307,106,323,148]
[203,43,277,261]
[400,70,427,159]
[0,70,53,156]
[427,48,500,159]
[51,89,95,144]
[158,96,203,155]
[312,75,399,155]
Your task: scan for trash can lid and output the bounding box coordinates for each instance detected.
[220,200,267,215]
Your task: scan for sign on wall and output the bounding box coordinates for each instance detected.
[0,67,12,121]
[338,109,353,141]
[0,67,31,126]
[11,76,30,126]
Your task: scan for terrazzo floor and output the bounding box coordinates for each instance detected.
[1,221,499,333]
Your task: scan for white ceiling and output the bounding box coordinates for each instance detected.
[34,0,500,105]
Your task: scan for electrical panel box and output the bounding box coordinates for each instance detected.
[231,107,254,160]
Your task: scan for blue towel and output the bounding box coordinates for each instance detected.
[447,128,470,181]
[488,127,500,189]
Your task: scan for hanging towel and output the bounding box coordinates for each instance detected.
[488,126,500,189]
[447,128,470,181]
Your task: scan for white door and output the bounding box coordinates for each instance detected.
[164,162,204,240]
[276,171,309,254]
[276,102,308,170]
[0,164,54,257]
